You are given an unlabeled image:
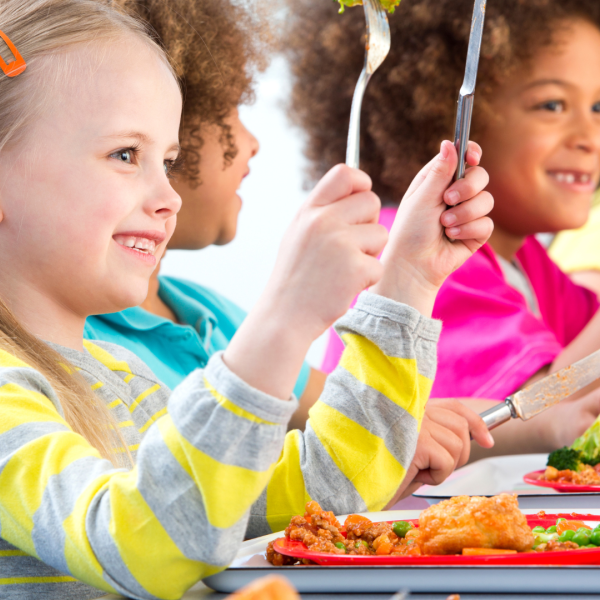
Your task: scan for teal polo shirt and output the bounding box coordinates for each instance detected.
[84,275,311,396]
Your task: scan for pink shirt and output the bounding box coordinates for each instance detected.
[321,207,599,399]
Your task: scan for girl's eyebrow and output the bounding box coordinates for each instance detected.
[101,131,181,153]
[522,78,570,91]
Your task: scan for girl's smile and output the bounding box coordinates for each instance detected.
[546,169,596,193]
[113,230,167,265]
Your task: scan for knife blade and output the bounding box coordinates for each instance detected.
[453,0,486,181]
[480,348,600,431]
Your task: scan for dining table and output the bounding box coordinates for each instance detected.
[104,454,600,600]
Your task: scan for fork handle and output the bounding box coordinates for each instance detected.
[346,67,370,169]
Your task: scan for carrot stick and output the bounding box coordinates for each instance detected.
[462,548,518,556]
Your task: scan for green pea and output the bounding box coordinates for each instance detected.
[546,526,557,534]
[532,526,546,534]
[590,531,600,546]
[558,529,576,542]
[557,518,567,524]
[392,521,414,539]
[572,530,591,547]
[355,541,368,548]
[593,524,600,533]
[585,544,598,549]
[335,542,346,553]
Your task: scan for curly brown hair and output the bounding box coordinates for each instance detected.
[116,0,272,186]
[284,0,600,203]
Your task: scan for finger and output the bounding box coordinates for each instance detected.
[441,191,494,228]
[426,419,464,470]
[465,141,483,167]
[426,407,471,467]
[403,154,439,198]
[348,223,389,257]
[443,166,490,207]
[445,216,495,249]
[413,441,457,486]
[309,164,372,207]
[403,140,458,199]
[328,190,382,225]
[428,399,495,450]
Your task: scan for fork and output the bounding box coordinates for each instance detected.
[346,0,391,169]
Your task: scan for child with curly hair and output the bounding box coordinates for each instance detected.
[285,0,600,456]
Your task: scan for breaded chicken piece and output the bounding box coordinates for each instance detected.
[418,494,534,555]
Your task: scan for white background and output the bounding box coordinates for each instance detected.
[161,58,329,367]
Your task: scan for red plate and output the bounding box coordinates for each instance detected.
[524,470,600,493]
[273,514,600,566]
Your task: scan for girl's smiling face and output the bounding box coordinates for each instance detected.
[0,39,182,320]
[478,19,600,240]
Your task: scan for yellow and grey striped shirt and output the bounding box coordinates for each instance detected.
[0,292,440,599]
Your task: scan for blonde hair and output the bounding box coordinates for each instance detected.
[0,0,177,467]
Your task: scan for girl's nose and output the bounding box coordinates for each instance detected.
[240,120,259,159]
[568,110,600,154]
[147,175,182,219]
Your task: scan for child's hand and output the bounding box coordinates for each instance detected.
[224,165,387,399]
[388,399,494,503]
[370,140,494,316]
[262,164,388,339]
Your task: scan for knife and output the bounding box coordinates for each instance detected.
[453,0,486,181]
[480,348,600,430]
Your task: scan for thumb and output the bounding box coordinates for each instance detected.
[405,140,458,206]
[308,164,373,207]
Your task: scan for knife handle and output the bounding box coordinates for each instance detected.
[479,399,517,431]
[454,93,475,181]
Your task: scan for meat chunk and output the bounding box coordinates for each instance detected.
[418,494,534,555]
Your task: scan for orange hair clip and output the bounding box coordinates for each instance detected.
[0,30,26,77]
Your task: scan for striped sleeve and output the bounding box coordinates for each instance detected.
[0,351,297,600]
[248,292,441,536]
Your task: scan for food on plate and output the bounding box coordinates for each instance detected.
[226,575,299,600]
[542,420,600,485]
[418,495,533,555]
[531,517,600,551]
[337,0,402,14]
[266,500,421,566]
[266,497,600,565]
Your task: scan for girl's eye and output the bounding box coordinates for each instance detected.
[592,102,600,114]
[536,100,565,113]
[110,149,135,164]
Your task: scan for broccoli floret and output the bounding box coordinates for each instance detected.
[547,447,584,471]
[572,417,600,466]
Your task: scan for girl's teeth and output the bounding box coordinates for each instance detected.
[125,237,136,248]
[552,172,593,185]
